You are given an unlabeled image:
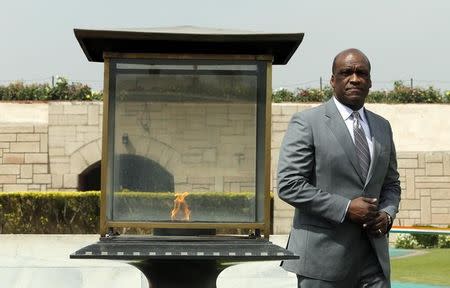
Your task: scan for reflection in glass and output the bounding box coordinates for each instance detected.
[108,60,261,223]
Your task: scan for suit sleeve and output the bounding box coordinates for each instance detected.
[277,112,350,224]
[378,123,401,223]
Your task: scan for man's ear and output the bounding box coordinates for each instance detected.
[330,75,335,88]
[368,78,372,89]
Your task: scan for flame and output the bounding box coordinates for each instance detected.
[170,192,191,221]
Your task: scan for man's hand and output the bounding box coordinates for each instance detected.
[346,197,378,225]
[364,211,390,237]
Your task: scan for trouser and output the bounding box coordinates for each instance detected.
[297,232,388,288]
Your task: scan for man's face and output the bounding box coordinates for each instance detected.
[330,52,372,110]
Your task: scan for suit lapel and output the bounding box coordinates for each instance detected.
[324,100,365,183]
[364,110,382,187]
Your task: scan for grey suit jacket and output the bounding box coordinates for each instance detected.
[277,99,401,283]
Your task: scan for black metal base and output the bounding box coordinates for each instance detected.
[132,260,228,288]
[70,235,298,288]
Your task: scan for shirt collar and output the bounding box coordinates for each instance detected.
[332,96,367,123]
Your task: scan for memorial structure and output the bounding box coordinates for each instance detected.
[70,26,304,287]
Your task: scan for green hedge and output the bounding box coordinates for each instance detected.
[273,81,450,104]
[0,77,102,101]
[0,191,256,234]
[0,191,99,233]
[2,79,450,104]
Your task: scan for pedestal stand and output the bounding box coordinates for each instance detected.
[70,235,298,288]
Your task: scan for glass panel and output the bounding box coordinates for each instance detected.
[109,59,262,223]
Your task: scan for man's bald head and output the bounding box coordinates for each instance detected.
[332,48,371,75]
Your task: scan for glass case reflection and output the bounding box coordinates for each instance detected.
[107,59,265,223]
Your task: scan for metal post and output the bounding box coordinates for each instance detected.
[320,77,323,91]
[410,78,413,89]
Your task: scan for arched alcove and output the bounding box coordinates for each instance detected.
[77,155,174,192]
[117,154,174,192]
[78,161,101,191]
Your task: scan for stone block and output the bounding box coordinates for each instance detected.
[48,103,64,114]
[272,122,289,132]
[34,125,48,133]
[3,153,24,164]
[88,105,100,125]
[0,134,16,142]
[3,184,28,191]
[40,134,48,153]
[401,199,420,210]
[0,125,33,133]
[431,208,448,214]
[65,142,84,155]
[63,174,78,188]
[10,142,40,153]
[33,174,52,184]
[20,165,32,178]
[416,176,450,183]
[425,152,443,163]
[202,149,216,162]
[274,209,295,218]
[420,196,431,224]
[414,169,425,176]
[27,185,41,191]
[398,158,418,169]
[50,156,69,164]
[64,104,87,114]
[0,142,10,149]
[281,104,298,116]
[17,178,32,184]
[409,210,421,218]
[401,219,418,226]
[24,153,48,164]
[426,163,443,176]
[79,142,101,165]
[432,214,450,224]
[49,148,65,156]
[49,126,76,137]
[69,153,87,174]
[431,199,450,208]
[51,174,63,188]
[405,169,415,199]
[50,163,70,174]
[419,189,431,196]
[58,115,88,125]
[416,182,450,189]
[444,153,450,175]
[418,153,425,168]
[395,210,409,218]
[431,189,450,199]
[0,164,20,175]
[0,175,17,184]
[48,136,65,148]
[272,104,282,115]
[17,134,40,142]
[273,218,293,234]
[33,164,48,174]
[398,169,405,177]
[397,152,418,159]
[206,114,228,126]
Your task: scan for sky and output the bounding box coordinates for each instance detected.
[1,0,449,92]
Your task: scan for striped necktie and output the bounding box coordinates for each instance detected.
[352,111,370,181]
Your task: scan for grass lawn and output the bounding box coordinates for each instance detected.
[391,249,450,286]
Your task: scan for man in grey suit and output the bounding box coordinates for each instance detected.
[277,48,401,288]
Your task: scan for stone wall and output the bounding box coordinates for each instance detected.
[0,102,449,231]
[0,124,50,191]
[48,102,102,190]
